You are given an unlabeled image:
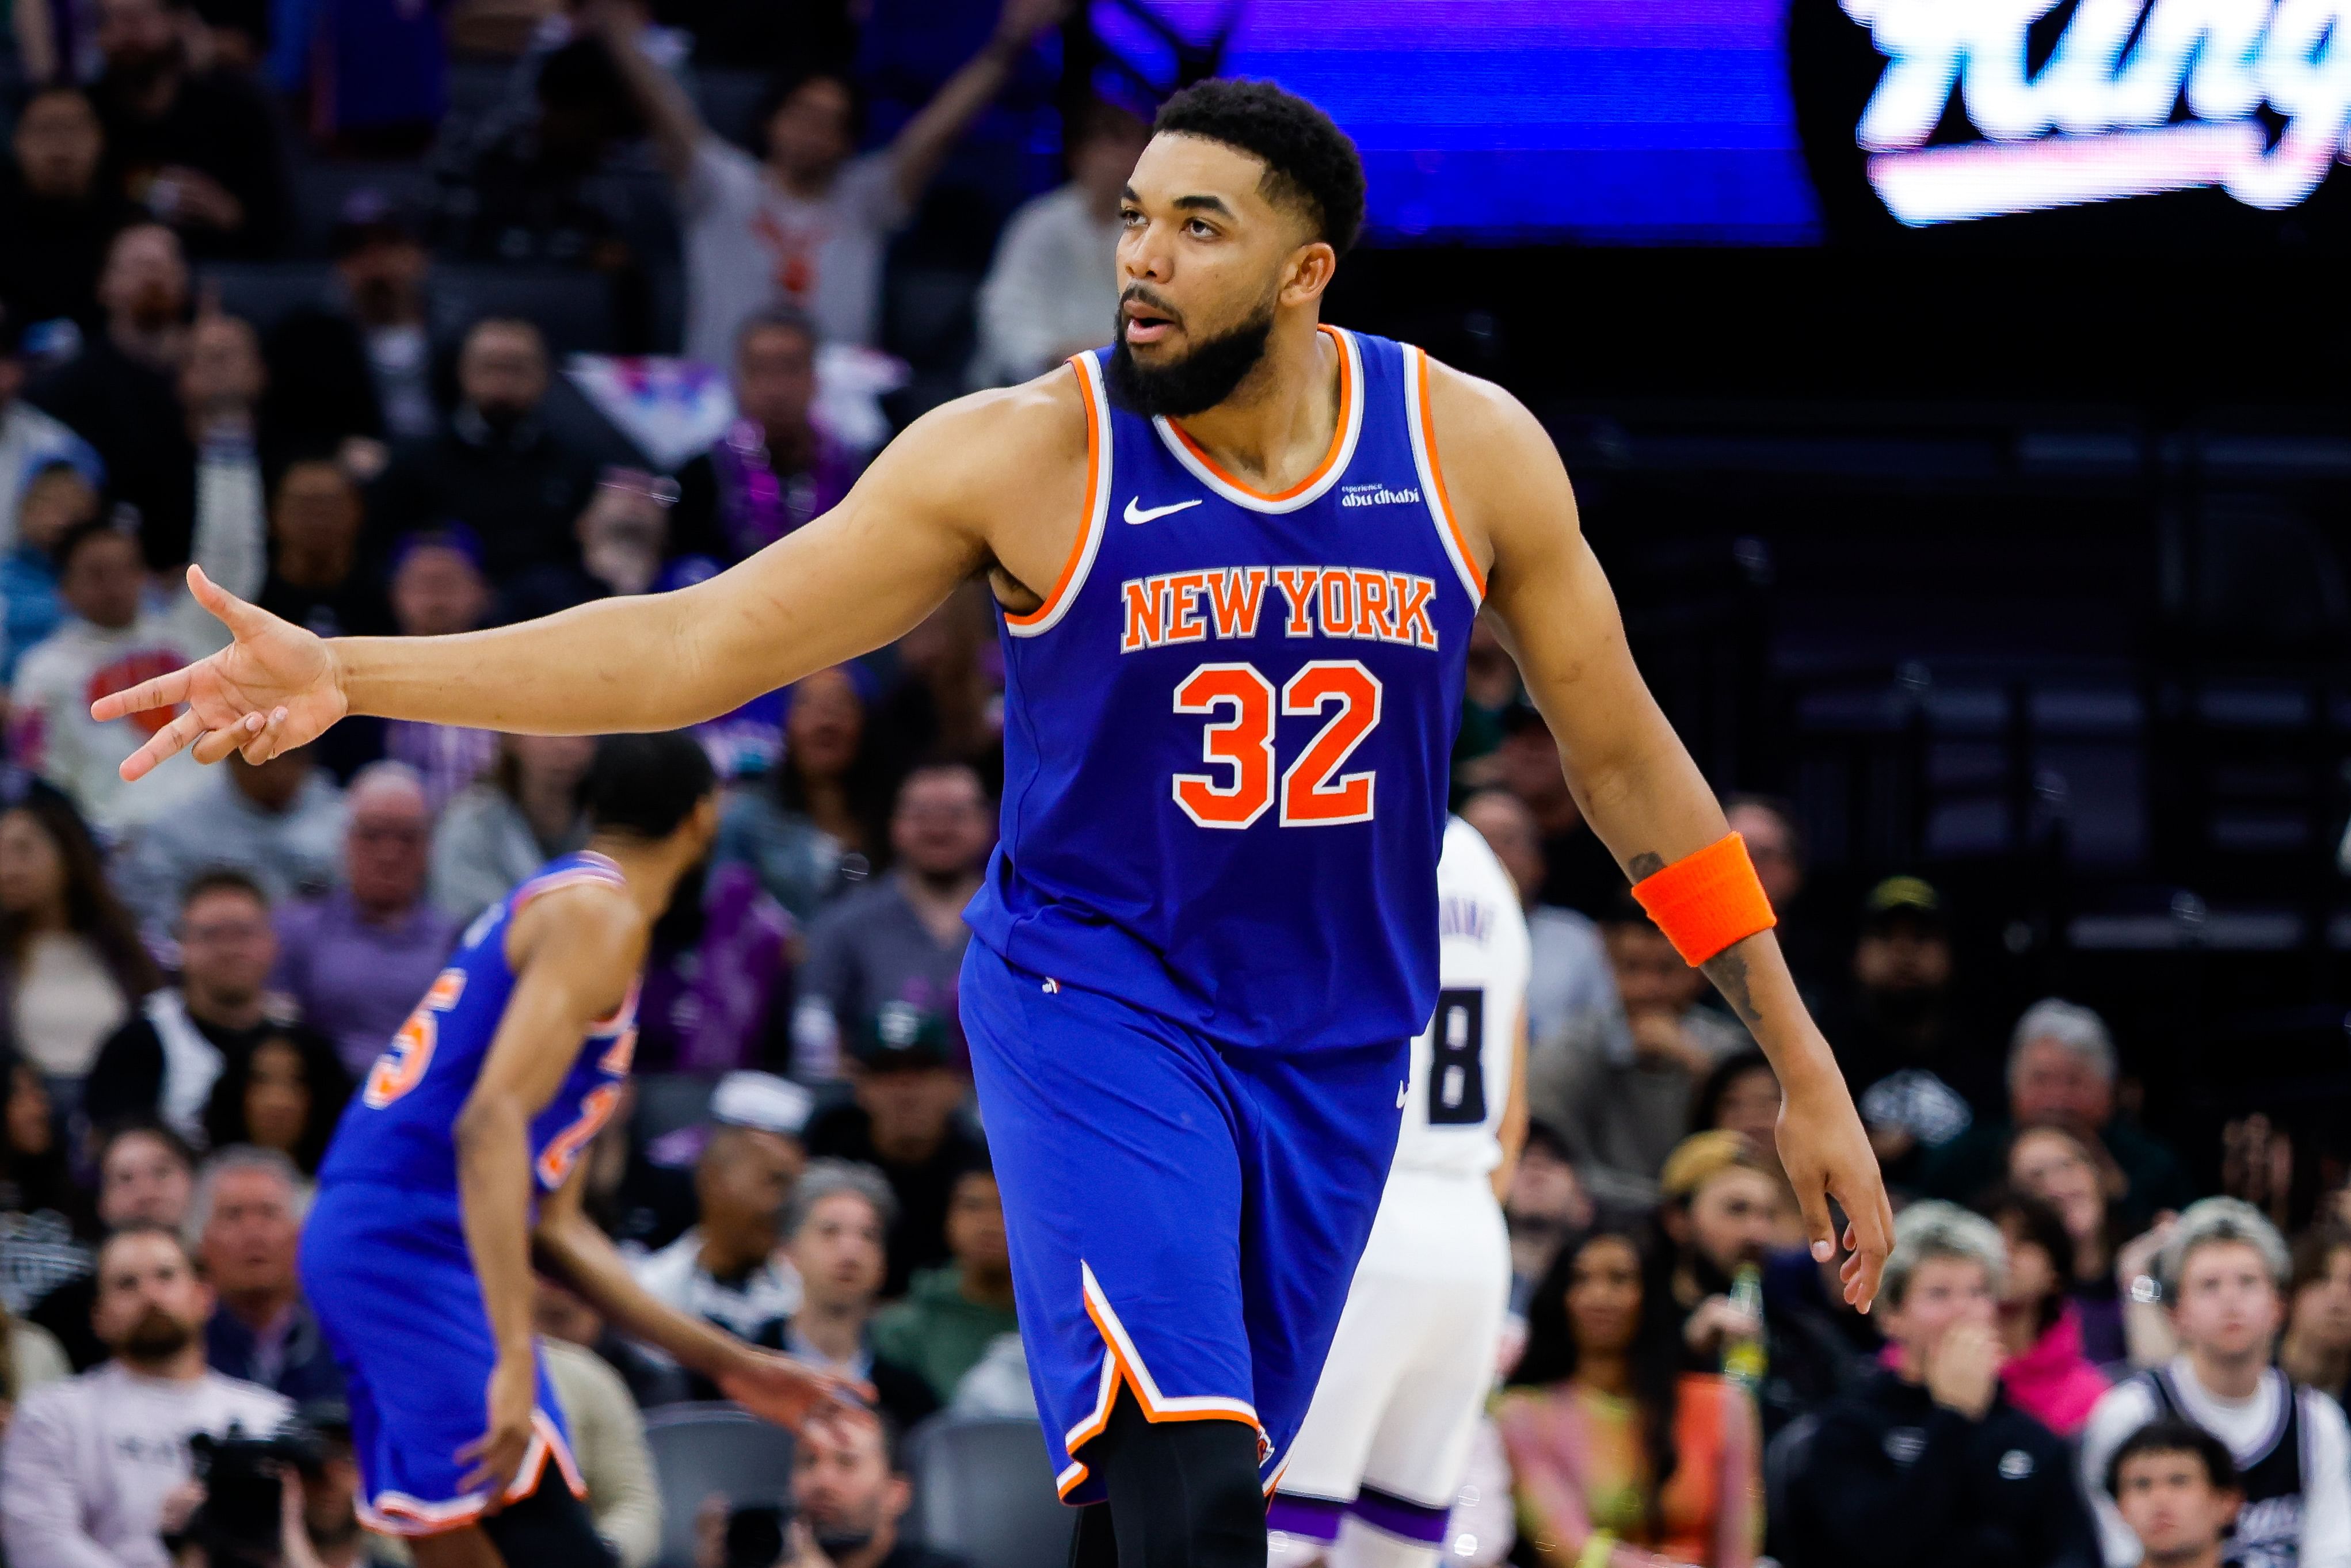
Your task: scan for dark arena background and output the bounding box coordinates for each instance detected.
[3,0,2350,1565]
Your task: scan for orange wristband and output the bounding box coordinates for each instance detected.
[1630,831,1777,967]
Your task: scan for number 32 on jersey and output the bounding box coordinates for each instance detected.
[1172,659,1383,829]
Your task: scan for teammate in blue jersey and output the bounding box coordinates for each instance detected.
[98,77,1892,1568]
[298,731,864,1567]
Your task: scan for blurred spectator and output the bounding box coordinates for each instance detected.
[433,37,650,335]
[593,0,1071,364]
[2008,1124,2131,1366]
[539,1328,663,1567]
[13,315,272,829]
[380,527,500,814]
[628,1121,803,1393]
[776,1159,938,1432]
[199,1025,350,1177]
[0,1055,97,1314]
[1,1297,72,1418]
[737,1415,973,1568]
[271,762,455,1079]
[1460,787,1624,1060]
[1921,999,2195,1227]
[1,303,101,552]
[1504,1120,1592,1307]
[87,0,287,257]
[2281,1224,2351,1412]
[2081,1199,2350,1568]
[0,791,159,1085]
[429,731,592,924]
[1660,1131,1854,1439]
[1535,891,1747,1192]
[497,467,678,623]
[1494,1226,1759,1567]
[867,586,1001,790]
[372,319,597,582]
[1826,876,1997,1186]
[1491,703,1622,914]
[255,456,393,642]
[1980,1186,2110,1439]
[0,1224,288,1568]
[714,665,886,925]
[2,459,100,680]
[871,1160,1015,1405]
[113,746,344,932]
[86,870,323,1138]
[1721,795,1821,995]
[25,1119,193,1370]
[261,193,440,455]
[635,857,792,1075]
[0,87,137,333]
[804,1004,985,1296]
[275,1405,399,1568]
[191,1145,342,1401]
[1777,1201,2098,1568]
[1690,1049,1804,1249]
[534,1271,688,1414]
[670,310,860,567]
[970,99,1146,386]
[792,762,988,1078]
[2104,1421,2242,1568]
[24,223,195,566]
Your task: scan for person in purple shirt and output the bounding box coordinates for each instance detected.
[270,761,456,1077]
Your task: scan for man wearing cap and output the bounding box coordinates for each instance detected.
[261,190,440,458]
[627,1075,809,1395]
[1824,875,2001,1187]
[805,1001,989,1299]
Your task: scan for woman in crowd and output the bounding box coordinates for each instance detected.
[0,1052,94,1315]
[428,732,595,924]
[200,1027,353,1178]
[2007,1122,2129,1364]
[1497,1228,1759,1567]
[1977,1185,2109,1435]
[713,664,893,924]
[2280,1222,2351,1410]
[0,792,159,1092]
[1688,1050,1804,1250]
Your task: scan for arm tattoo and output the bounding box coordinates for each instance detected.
[1701,947,1764,1028]
[1628,852,1665,879]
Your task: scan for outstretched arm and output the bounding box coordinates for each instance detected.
[96,378,1087,776]
[585,0,703,184]
[1435,358,1893,1309]
[886,0,1069,206]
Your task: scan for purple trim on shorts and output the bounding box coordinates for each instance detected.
[1266,1493,1345,1543]
[1348,1483,1452,1546]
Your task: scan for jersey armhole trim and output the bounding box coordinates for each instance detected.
[1005,353,1112,637]
[1405,346,1487,603]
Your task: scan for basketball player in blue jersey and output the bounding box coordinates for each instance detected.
[297,732,866,1568]
[97,77,1892,1568]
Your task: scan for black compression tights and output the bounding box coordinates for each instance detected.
[478,1473,616,1568]
[1067,1388,1267,1568]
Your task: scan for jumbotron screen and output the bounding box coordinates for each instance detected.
[1089,0,2351,247]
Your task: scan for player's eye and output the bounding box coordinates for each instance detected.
[1185,218,1215,237]
[1118,207,1145,227]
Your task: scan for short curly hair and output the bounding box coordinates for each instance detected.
[1153,78,1365,257]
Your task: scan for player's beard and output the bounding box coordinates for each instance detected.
[1107,293,1277,419]
[119,1304,196,1367]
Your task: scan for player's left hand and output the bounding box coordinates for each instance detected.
[457,1352,539,1497]
[1778,1069,1895,1314]
[718,1348,877,1443]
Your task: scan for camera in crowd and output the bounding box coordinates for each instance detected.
[179,1413,336,1568]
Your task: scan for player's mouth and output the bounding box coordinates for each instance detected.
[1122,297,1180,345]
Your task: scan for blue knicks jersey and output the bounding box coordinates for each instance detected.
[317,852,639,1196]
[965,327,1481,1050]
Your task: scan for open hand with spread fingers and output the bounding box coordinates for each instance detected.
[89,565,347,776]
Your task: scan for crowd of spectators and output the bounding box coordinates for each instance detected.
[0,1,2342,1565]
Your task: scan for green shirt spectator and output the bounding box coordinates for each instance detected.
[869,1164,1015,1403]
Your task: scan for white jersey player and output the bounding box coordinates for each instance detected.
[1268,815,1530,1567]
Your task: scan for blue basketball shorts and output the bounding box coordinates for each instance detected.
[298,1182,585,1536]
[959,942,1409,1506]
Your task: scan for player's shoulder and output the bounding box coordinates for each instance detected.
[509,871,645,961]
[883,364,1092,490]
[1418,352,1550,461]
[1440,815,1523,910]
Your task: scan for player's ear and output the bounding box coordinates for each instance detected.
[1279,239,1337,310]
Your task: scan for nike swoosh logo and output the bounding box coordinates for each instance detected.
[1124,497,1203,525]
